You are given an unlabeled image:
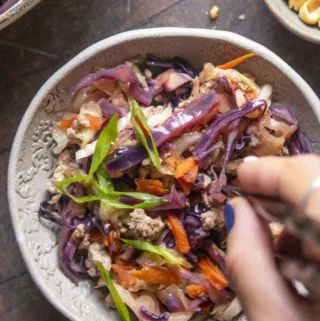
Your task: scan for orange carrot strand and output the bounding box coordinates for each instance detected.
[185,284,208,299]
[136,179,166,196]
[175,157,199,195]
[197,256,229,290]
[83,113,105,130]
[130,267,179,285]
[112,264,136,289]
[58,115,77,129]
[167,213,190,254]
[216,53,256,70]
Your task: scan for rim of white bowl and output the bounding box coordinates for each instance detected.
[8,27,320,321]
[0,0,42,30]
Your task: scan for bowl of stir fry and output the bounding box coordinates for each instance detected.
[8,28,320,321]
[0,0,41,30]
[264,0,320,43]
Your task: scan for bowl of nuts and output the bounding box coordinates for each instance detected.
[264,0,320,44]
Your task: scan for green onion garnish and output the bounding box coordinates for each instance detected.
[131,100,161,171]
[55,175,164,209]
[96,262,131,321]
[121,238,187,267]
[87,113,118,181]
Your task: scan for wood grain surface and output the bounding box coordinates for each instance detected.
[0,1,319,320]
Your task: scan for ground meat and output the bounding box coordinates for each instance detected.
[202,189,225,208]
[99,202,129,227]
[72,224,85,240]
[120,209,165,241]
[86,242,111,276]
[201,207,225,231]
[79,233,91,250]
[48,149,79,194]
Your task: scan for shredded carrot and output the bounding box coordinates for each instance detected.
[177,178,192,195]
[175,157,199,195]
[175,157,199,182]
[130,266,180,285]
[163,154,181,173]
[216,53,256,70]
[57,115,77,129]
[185,284,208,299]
[83,113,105,130]
[197,257,229,290]
[112,264,136,289]
[175,157,198,180]
[167,213,190,254]
[136,179,166,196]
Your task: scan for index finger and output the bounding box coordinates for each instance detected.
[237,154,320,208]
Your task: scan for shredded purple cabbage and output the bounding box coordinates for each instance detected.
[98,98,127,118]
[235,134,251,151]
[106,91,220,175]
[288,128,312,154]
[71,64,153,106]
[214,119,241,194]
[38,201,62,225]
[270,103,298,126]
[152,187,186,211]
[194,100,267,165]
[216,76,236,106]
[146,56,195,78]
[140,307,170,321]
[171,57,195,78]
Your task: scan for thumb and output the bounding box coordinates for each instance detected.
[225,197,303,321]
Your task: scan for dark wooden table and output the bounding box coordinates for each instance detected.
[0,1,319,320]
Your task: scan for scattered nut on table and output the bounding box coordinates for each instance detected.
[210,5,220,20]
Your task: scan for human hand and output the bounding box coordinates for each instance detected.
[225,154,320,321]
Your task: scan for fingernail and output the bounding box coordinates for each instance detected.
[224,203,235,232]
[243,155,258,163]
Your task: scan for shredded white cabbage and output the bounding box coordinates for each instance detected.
[75,140,97,161]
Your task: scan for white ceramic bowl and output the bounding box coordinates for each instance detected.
[0,0,41,30]
[8,28,320,321]
[264,0,320,44]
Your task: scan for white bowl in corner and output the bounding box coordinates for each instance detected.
[8,28,320,321]
[0,0,41,30]
[264,0,320,44]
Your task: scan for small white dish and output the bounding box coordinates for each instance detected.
[0,0,41,30]
[264,0,320,44]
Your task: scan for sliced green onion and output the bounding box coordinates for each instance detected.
[87,113,118,181]
[55,176,164,209]
[121,238,187,267]
[96,166,114,193]
[131,100,161,171]
[96,262,131,321]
